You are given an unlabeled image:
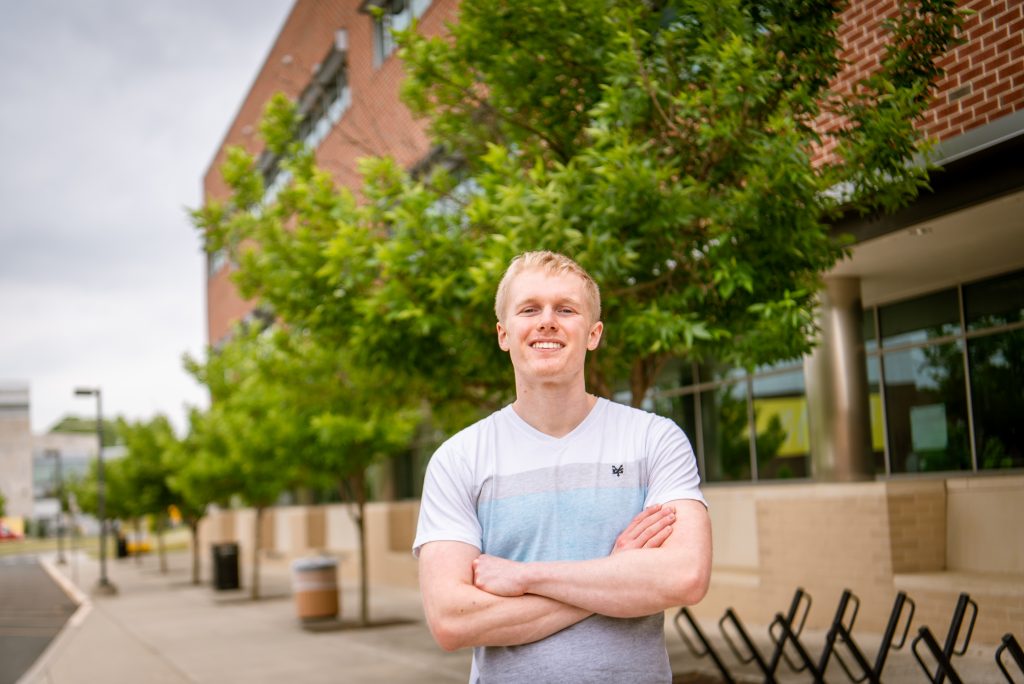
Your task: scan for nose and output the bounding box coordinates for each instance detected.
[537,305,558,329]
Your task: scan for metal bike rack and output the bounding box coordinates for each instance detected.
[996,633,1024,683]
[818,589,915,683]
[674,607,736,684]
[717,587,813,683]
[911,592,977,684]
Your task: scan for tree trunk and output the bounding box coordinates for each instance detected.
[251,505,263,601]
[133,518,143,565]
[629,354,669,408]
[586,356,611,399]
[341,473,370,627]
[190,519,201,585]
[356,473,368,627]
[157,514,168,573]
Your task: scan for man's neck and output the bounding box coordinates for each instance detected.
[511,380,598,438]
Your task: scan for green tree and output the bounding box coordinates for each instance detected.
[117,415,180,572]
[198,0,964,425]
[186,326,305,600]
[165,407,240,585]
[270,327,419,625]
[390,0,965,404]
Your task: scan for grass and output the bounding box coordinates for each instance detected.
[0,536,66,557]
[0,526,193,558]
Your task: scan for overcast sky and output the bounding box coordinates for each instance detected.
[0,1,294,434]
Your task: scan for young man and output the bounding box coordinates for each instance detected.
[414,251,711,683]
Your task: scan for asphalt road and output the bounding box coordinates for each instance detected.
[0,555,77,684]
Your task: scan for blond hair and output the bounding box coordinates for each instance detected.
[494,251,601,322]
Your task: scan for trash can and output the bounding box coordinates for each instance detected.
[292,557,338,621]
[116,532,128,559]
[211,542,240,590]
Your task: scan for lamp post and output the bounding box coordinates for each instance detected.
[74,387,117,595]
[45,449,66,565]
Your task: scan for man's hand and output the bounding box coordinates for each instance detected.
[473,554,526,597]
[611,504,675,553]
[473,505,676,597]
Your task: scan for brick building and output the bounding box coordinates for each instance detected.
[201,0,1023,650]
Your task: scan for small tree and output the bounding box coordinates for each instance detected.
[117,416,179,572]
[269,328,419,625]
[186,326,305,600]
[166,407,240,585]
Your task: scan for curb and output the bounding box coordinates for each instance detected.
[16,553,93,684]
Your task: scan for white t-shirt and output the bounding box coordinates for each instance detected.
[414,398,706,684]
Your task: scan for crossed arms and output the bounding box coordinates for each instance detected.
[418,500,712,652]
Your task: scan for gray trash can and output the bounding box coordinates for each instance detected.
[292,556,338,620]
[212,542,240,590]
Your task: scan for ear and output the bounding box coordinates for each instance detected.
[587,320,604,351]
[497,321,510,352]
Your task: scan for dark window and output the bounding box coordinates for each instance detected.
[701,382,752,482]
[879,289,960,347]
[964,269,1024,330]
[882,342,971,473]
[968,328,1024,470]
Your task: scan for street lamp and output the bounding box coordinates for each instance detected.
[74,387,117,595]
[45,449,66,565]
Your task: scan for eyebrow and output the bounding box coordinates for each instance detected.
[514,295,584,309]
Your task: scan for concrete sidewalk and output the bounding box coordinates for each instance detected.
[20,549,471,683]
[18,548,1008,683]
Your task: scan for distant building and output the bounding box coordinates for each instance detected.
[0,382,33,523]
[31,431,100,535]
[202,1,1023,643]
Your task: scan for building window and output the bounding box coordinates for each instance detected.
[963,270,1024,470]
[650,267,1024,482]
[864,267,1024,475]
[256,39,351,207]
[370,0,432,67]
[881,342,971,473]
[209,248,229,277]
[751,364,810,480]
[651,359,810,484]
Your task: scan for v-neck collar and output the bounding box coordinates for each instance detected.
[502,396,607,444]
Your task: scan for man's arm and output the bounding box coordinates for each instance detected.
[472,499,711,619]
[419,504,676,651]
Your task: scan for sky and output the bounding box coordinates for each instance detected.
[0,1,294,434]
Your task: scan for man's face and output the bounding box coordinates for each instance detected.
[496,268,603,384]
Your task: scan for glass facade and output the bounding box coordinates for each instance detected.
[655,267,1024,482]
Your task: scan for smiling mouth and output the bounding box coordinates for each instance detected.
[531,342,563,350]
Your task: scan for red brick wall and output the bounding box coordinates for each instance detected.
[818,0,1023,158]
[202,0,458,345]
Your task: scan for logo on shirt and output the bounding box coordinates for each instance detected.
[612,464,624,477]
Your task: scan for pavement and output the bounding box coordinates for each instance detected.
[14,548,1010,683]
[0,555,77,684]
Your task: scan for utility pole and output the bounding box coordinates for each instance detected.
[74,387,117,595]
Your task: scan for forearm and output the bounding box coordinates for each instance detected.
[520,547,708,618]
[426,583,590,650]
[419,541,590,651]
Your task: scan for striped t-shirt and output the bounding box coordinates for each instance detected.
[414,398,706,684]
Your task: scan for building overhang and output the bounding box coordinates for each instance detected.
[829,111,1024,307]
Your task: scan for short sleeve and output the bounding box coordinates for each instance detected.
[644,416,707,509]
[412,441,483,557]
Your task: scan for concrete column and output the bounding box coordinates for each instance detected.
[804,276,873,481]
